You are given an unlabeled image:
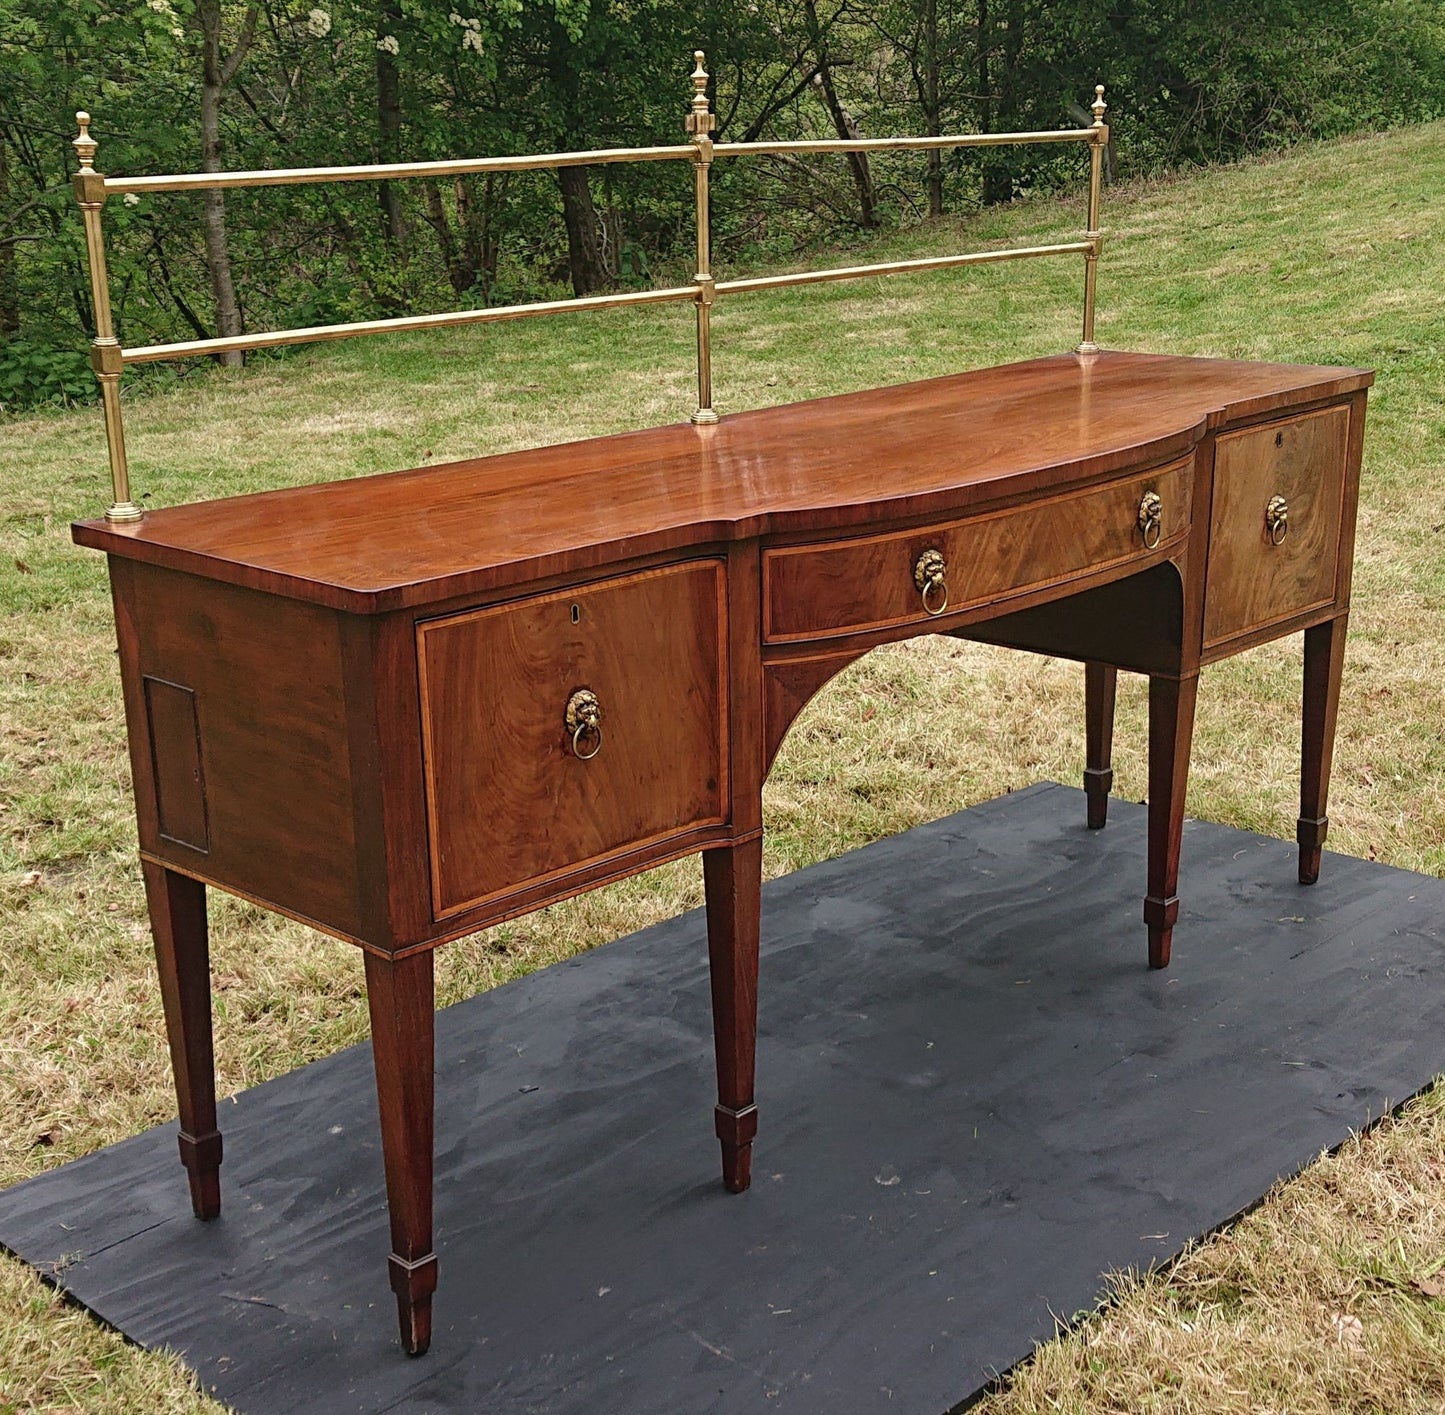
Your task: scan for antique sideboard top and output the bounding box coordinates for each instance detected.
[66,52,1365,622]
[73,350,1370,614]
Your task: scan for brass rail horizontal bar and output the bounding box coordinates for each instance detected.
[713,241,1094,296]
[120,241,1093,364]
[105,144,698,196]
[102,128,1095,197]
[122,284,700,364]
[714,129,1093,158]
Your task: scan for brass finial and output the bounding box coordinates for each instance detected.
[74,111,97,170]
[1091,85,1107,127]
[686,51,715,140]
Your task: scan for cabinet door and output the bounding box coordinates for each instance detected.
[417,561,728,919]
[1204,405,1349,647]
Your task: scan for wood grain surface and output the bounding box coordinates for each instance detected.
[762,457,1191,642]
[141,863,221,1223]
[114,560,367,938]
[416,561,729,918]
[73,352,1371,613]
[1203,404,1349,646]
[142,677,209,853]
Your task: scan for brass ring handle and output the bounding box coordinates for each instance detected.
[913,548,949,617]
[1265,494,1289,546]
[1137,490,1163,550]
[565,687,603,761]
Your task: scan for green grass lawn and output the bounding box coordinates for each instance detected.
[2,120,1443,1411]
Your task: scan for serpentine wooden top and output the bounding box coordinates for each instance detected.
[73,350,1371,613]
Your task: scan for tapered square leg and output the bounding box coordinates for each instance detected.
[1144,674,1199,970]
[1084,661,1118,830]
[703,837,763,1194]
[1299,614,1348,885]
[142,862,221,1221]
[365,949,437,1357]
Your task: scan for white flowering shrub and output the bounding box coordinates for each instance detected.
[449,11,485,53]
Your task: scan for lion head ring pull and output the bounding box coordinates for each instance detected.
[1265,494,1289,546]
[913,547,949,617]
[1137,490,1163,550]
[565,687,603,760]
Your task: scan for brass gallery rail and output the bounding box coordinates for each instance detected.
[71,51,1110,525]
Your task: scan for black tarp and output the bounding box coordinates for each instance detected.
[3,783,1442,1414]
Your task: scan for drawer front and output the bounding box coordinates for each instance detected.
[1203,405,1348,646]
[763,459,1192,644]
[417,561,728,919]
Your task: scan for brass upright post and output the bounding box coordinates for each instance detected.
[1076,84,1108,356]
[73,115,141,522]
[72,114,142,523]
[686,52,718,425]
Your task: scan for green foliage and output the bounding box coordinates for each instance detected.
[1,0,1442,413]
[0,337,90,411]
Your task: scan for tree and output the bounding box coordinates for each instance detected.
[802,0,876,227]
[872,0,977,215]
[0,130,18,334]
[375,0,406,249]
[197,0,260,367]
[1,0,1443,411]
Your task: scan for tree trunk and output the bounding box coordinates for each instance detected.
[738,63,825,145]
[804,0,876,228]
[544,20,608,299]
[981,0,1024,206]
[977,0,991,134]
[922,0,943,217]
[976,0,1011,206]
[457,175,500,305]
[0,136,18,336]
[376,1,406,250]
[422,182,473,299]
[197,0,258,368]
[557,165,608,297]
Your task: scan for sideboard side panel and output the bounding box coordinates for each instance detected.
[114,560,366,939]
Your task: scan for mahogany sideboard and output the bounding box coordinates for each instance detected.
[73,348,1370,1354]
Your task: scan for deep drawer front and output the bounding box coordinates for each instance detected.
[763,459,1192,644]
[1203,405,1348,646]
[418,561,728,919]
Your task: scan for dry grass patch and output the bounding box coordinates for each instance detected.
[0,1258,212,1414]
[980,1086,1445,1415]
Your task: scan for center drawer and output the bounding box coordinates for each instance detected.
[417,561,728,920]
[762,458,1192,644]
